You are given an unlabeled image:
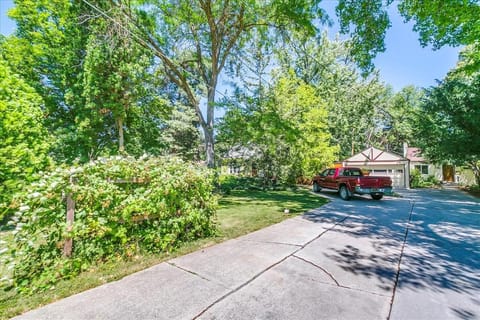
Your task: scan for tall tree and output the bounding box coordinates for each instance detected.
[416,72,480,186]
[276,35,391,158]
[159,107,202,160]
[398,0,480,49]
[0,60,52,221]
[7,0,91,162]
[82,6,165,155]
[100,0,329,167]
[336,0,392,72]
[377,86,423,154]
[218,72,337,183]
[5,0,170,161]
[271,73,339,177]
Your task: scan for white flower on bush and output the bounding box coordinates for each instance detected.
[28,192,42,199]
[69,167,83,175]
[18,205,30,212]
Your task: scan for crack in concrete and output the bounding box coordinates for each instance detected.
[387,199,416,320]
[292,254,341,286]
[240,239,303,248]
[192,214,350,319]
[166,262,231,291]
[292,255,390,297]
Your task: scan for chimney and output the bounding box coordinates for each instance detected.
[403,142,408,158]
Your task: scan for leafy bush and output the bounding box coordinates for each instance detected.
[0,60,52,223]
[217,173,298,194]
[462,184,480,197]
[217,174,262,194]
[410,169,441,188]
[1,156,216,293]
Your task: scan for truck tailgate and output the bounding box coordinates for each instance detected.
[358,176,391,188]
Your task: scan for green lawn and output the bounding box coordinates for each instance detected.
[216,188,328,239]
[0,188,327,319]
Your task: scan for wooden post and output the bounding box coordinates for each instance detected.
[63,193,75,257]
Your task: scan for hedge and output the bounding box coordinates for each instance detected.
[1,156,217,293]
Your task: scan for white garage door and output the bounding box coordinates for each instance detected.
[367,167,405,188]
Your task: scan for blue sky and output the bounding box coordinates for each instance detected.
[0,0,460,92]
[370,6,459,91]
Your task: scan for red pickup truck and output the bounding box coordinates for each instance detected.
[312,167,393,200]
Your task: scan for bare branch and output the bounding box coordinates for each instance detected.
[190,24,209,84]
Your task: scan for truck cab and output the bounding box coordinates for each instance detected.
[312,167,393,200]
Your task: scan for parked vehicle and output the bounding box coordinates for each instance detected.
[312,167,393,200]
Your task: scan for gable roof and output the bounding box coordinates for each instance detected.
[344,146,406,163]
[225,145,260,159]
[406,147,425,162]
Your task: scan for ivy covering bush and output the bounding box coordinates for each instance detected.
[1,156,217,293]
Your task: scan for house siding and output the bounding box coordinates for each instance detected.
[342,147,410,188]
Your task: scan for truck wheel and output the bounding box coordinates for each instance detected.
[312,182,321,192]
[339,185,351,200]
[371,194,383,200]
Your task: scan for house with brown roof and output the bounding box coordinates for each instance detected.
[405,146,476,186]
[342,145,476,189]
[342,146,410,188]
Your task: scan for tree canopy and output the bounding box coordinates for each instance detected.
[1,0,479,185]
[415,68,480,185]
[0,59,52,220]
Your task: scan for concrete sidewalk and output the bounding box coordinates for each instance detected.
[15,194,414,320]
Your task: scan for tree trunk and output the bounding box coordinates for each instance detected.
[204,77,217,168]
[203,126,215,168]
[471,160,480,186]
[117,117,125,153]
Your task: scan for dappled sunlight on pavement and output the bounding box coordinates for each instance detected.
[389,189,480,320]
[14,189,479,320]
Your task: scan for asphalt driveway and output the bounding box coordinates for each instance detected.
[14,188,480,320]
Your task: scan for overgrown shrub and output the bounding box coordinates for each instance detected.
[217,174,262,194]
[0,61,53,223]
[217,173,298,194]
[461,184,480,197]
[410,169,441,188]
[1,156,216,293]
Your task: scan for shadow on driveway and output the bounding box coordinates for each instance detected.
[304,188,480,319]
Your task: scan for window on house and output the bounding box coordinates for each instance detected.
[415,165,429,175]
[229,165,240,175]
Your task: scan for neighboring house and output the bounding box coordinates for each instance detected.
[220,145,259,176]
[342,146,410,188]
[406,147,443,180]
[406,147,476,185]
